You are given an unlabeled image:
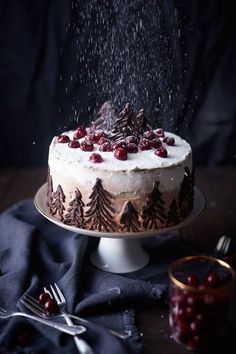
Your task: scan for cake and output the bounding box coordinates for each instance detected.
[47,103,194,233]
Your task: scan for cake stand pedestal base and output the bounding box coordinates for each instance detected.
[91,237,149,273]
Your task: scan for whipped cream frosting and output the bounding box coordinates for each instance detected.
[48,130,192,194]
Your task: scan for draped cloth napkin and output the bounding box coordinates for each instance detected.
[0,199,188,354]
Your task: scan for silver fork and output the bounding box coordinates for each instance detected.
[212,235,232,259]
[22,293,130,340]
[0,306,85,336]
[48,283,95,354]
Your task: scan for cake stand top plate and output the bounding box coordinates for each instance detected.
[34,184,206,239]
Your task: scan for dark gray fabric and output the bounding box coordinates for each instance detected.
[0,199,185,354]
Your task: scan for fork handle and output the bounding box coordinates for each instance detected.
[62,311,95,354]
[13,312,85,336]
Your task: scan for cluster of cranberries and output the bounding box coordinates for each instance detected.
[169,269,232,351]
[38,292,59,315]
[57,125,175,163]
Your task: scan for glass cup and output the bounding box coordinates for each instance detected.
[168,255,235,352]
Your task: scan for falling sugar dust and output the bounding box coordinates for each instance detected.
[58,0,200,131]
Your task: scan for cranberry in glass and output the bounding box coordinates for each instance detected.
[186,273,200,287]
[44,298,59,315]
[204,270,221,288]
[38,292,51,305]
[89,153,103,163]
[114,147,128,160]
[68,140,80,148]
[58,135,70,143]
[155,147,168,158]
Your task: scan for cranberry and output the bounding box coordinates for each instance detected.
[126,143,138,153]
[163,136,175,146]
[58,135,70,143]
[186,273,200,287]
[99,142,113,152]
[80,140,94,151]
[44,298,59,315]
[89,153,103,163]
[204,271,220,288]
[97,137,109,145]
[112,141,127,150]
[38,292,51,305]
[150,138,162,149]
[114,147,128,160]
[187,335,200,351]
[73,129,86,140]
[94,130,107,142]
[143,130,156,140]
[185,306,196,318]
[175,319,189,343]
[126,135,139,144]
[68,140,80,148]
[155,147,168,158]
[138,138,152,151]
[155,128,165,138]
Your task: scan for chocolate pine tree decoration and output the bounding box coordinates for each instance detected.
[85,178,116,231]
[141,181,166,229]
[166,199,179,227]
[63,188,85,228]
[50,185,65,221]
[120,201,141,232]
[112,103,140,140]
[47,172,53,207]
[93,100,119,131]
[178,167,194,219]
[137,109,152,134]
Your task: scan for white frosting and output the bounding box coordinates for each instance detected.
[48,130,192,195]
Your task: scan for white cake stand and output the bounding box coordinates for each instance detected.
[34,184,206,274]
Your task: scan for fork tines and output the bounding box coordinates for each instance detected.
[213,235,231,259]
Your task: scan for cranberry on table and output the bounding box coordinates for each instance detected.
[38,292,51,305]
[114,147,128,160]
[89,153,103,163]
[58,135,70,143]
[44,298,59,315]
[126,135,139,144]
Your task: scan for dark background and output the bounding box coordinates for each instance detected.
[0,0,235,167]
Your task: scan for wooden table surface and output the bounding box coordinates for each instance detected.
[0,166,235,353]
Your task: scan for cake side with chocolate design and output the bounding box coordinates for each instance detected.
[47,103,194,233]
